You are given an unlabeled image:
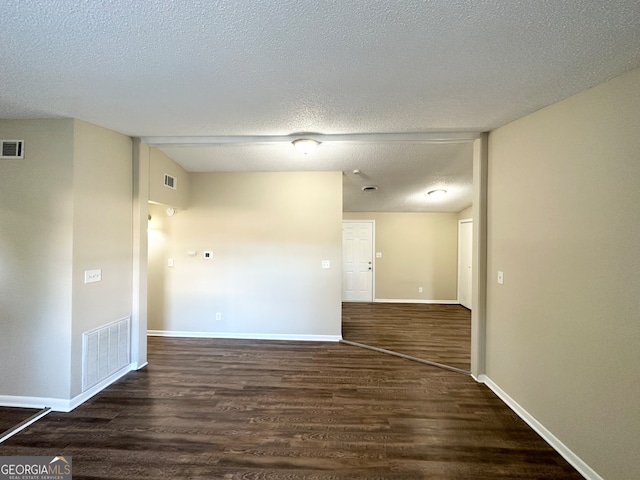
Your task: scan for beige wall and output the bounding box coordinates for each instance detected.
[147,202,169,330]
[343,212,459,301]
[0,120,132,405]
[486,67,640,480]
[151,171,343,337]
[70,120,133,397]
[0,119,75,399]
[457,205,472,220]
[0,119,134,402]
[131,139,150,369]
[149,147,189,209]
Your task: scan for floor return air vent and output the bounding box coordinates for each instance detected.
[82,317,130,392]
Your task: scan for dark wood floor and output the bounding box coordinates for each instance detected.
[342,302,472,371]
[1,337,581,479]
[0,407,41,437]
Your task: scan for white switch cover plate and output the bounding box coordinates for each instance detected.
[84,269,102,284]
[322,260,331,269]
[497,271,504,285]
[203,251,213,259]
[168,258,174,267]
[376,252,382,258]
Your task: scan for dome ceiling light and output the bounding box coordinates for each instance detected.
[427,189,447,198]
[292,138,320,154]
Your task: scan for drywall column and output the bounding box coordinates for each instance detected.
[471,133,488,379]
[0,119,74,401]
[131,139,149,369]
[70,120,134,397]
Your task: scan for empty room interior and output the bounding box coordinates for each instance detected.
[1,2,639,479]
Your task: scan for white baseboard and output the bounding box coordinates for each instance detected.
[147,330,342,342]
[478,375,602,480]
[374,298,459,305]
[0,363,134,413]
[0,396,49,410]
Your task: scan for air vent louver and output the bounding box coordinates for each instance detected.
[1,140,24,159]
[164,173,176,189]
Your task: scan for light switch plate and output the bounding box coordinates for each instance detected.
[376,252,382,258]
[84,269,102,284]
[322,260,331,269]
[497,271,504,285]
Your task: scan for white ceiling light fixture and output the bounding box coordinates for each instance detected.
[427,189,447,198]
[292,138,320,154]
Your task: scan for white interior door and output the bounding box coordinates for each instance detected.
[342,221,374,302]
[458,219,473,309]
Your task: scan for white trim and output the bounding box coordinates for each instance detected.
[0,363,134,413]
[470,134,488,378]
[478,375,602,480]
[142,132,481,146]
[374,298,459,305]
[457,218,473,309]
[342,339,470,375]
[0,398,48,410]
[0,408,51,444]
[132,361,148,370]
[147,330,342,342]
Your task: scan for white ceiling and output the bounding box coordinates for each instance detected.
[2,1,640,211]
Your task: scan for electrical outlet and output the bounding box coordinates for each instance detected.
[418,287,423,293]
[322,260,331,269]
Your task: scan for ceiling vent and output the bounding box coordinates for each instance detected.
[164,173,177,190]
[1,140,24,159]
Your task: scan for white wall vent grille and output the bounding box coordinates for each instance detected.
[164,173,177,189]
[1,140,24,159]
[82,317,130,392]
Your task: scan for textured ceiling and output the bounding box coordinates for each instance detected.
[2,1,640,211]
[158,141,474,212]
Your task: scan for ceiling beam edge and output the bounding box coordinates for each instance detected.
[140,132,482,146]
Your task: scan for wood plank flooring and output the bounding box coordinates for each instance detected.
[1,337,581,479]
[342,302,472,371]
[0,407,41,437]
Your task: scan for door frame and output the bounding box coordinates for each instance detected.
[342,220,376,302]
[470,133,488,380]
[457,218,473,309]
